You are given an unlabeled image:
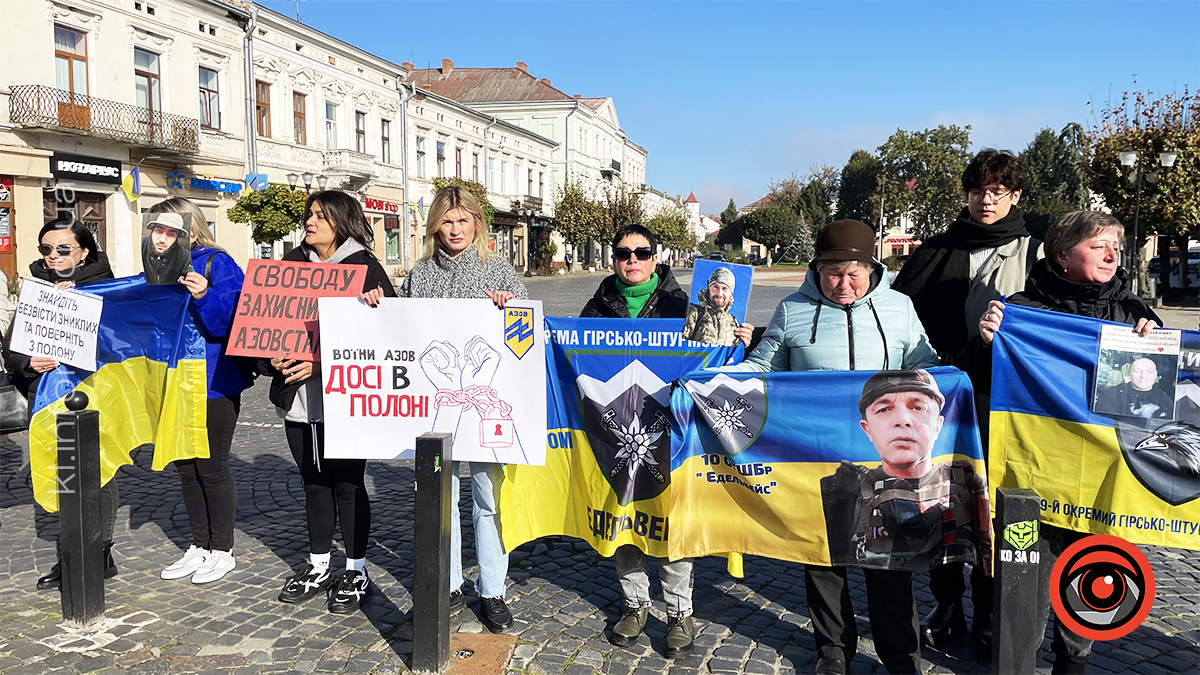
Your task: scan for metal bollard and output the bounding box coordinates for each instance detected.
[412,432,453,674]
[991,487,1042,674]
[56,391,105,623]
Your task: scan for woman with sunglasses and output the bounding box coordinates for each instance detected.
[146,197,250,585]
[12,217,118,590]
[579,224,702,657]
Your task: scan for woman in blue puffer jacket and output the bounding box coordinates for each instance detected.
[718,220,938,675]
[148,197,250,585]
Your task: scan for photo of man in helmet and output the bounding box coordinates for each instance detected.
[820,369,991,572]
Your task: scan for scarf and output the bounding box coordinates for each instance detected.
[892,207,1029,354]
[617,273,659,319]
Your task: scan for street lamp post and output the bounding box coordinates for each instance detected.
[520,206,540,277]
[286,171,329,193]
[1118,149,1177,296]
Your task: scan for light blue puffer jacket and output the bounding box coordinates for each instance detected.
[725,264,938,373]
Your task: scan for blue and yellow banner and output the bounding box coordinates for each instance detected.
[990,303,1200,550]
[671,368,989,571]
[30,277,209,511]
[499,317,740,559]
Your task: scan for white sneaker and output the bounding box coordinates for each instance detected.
[161,545,209,580]
[191,550,236,584]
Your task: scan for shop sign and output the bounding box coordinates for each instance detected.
[50,153,123,185]
[364,197,400,213]
[166,165,242,193]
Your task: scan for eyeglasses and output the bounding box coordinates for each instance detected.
[966,188,1013,202]
[614,247,654,262]
[38,244,78,256]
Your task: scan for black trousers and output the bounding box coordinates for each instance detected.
[1035,525,1094,674]
[806,564,921,674]
[175,395,240,551]
[928,561,993,623]
[284,421,371,559]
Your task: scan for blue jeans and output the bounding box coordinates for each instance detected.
[450,461,509,599]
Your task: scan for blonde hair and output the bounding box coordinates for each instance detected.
[421,185,492,264]
[147,197,223,251]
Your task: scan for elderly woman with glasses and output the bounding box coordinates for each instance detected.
[11,217,118,591]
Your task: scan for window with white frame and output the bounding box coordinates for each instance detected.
[355,111,367,153]
[198,66,219,129]
[488,157,495,191]
[436,141,445,178]
[415,136,426,177]
[325,101,339,149]
[380,119,391,163]
[500,160,508,195]
[472,152,479,182]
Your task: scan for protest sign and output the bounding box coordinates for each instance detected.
[225,259,362,362]
[319,298,546,463]
[991,303,1200,551]
[11,276,104,371]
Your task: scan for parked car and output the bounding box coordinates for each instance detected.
[706,252,729,262]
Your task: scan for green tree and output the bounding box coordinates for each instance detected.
[600,182,644,245]
[227,184,309,244]
[1087,86,1200,291]
[1018,122,1089,239]
[875,124,973,240]
[798,165,839,234]
[739,204,809,264]
[644,203,691,250]
[836,149,883,224]
[551,174,604,251]
[720,199,739,228]
[432,177,495,226]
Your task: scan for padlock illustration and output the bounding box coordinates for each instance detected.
[480,417,514,447]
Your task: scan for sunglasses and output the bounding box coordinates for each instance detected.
[38,244,78,256]
[614,247,654,262]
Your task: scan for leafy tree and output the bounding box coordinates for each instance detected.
[600,182,644,245]
[875,124,972,239]
[715,220,743,249]
[836,149,883,224]
[1018,123,1089,239]
[551,174,604,251]
[764,174,804,214]
[228,184,309,244]
[644,203,691,250]
[798,165,839,234]
[432,177,495,226]
[1087,86,1200,291]
[721,199,739,228]
[739,204,810,264]
[698,239,719,255]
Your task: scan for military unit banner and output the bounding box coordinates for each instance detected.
[318,298,547,464]
[990,304,1200,550]
[499,317,741,559]
[671,367,990,571]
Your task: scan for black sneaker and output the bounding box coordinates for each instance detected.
[278,563,332,603]
[328,570,369,614]
[450,587,465,613]
[36,546,117,591]
[479,596,513,632]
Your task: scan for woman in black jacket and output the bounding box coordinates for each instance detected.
[16,218,118,590]
[270,191,395,615]
[979,211,1159,675]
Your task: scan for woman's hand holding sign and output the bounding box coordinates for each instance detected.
[180,271,208,300]
[272,353,314,384]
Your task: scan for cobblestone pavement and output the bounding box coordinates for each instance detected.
[0,273,1196,675]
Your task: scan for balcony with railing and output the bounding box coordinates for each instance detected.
[600,158,622,179]
[9,84,199,152]
[322,148,375,177]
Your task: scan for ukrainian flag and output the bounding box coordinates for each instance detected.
[990,303,1200,550]
[29,277,209,512]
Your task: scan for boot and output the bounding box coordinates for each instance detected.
[664,615,694,658]
[609,606,648,647]
[920,600,966,647]
[36,544,117,591]
[969,610,993,658]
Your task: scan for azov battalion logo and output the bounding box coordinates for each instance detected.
[1050,534,1155,641]
[576,360,673,506]
[685,374,767,456]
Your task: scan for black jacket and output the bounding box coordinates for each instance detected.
[265,246,397,412]
[1007,259,1161,325]
[9,252,115,397]
[579,264,689,319]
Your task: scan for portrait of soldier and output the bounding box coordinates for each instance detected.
[1097,356,1175,420]
[821,369,991,572]
[142,212,193,284]
[683,266,740,346]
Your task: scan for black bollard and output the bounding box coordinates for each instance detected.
[57,391,105,623]
[412,432,453,674]
[991,487,1042,674]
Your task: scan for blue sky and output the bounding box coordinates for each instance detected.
[258,0,1199,215]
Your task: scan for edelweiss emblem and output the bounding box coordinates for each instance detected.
[697,394,755,438]
[602,409,669,484]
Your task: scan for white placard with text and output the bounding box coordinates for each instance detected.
[10,276,104,372]
[319,297,546,464]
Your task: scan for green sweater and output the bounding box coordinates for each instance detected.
[616,273,659,318]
